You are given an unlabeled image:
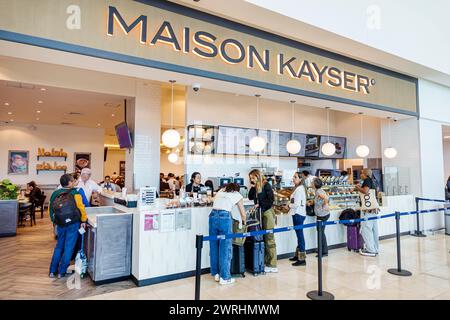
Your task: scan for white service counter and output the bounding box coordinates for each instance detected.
[129,194,416,286]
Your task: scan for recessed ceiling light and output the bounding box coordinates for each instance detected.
[38,100,43,104]
[36,118,40,121]
[7,112,12,115]
[10,119,14,122]
[97,123,101,126]
[4,102,9,106]
[111,114,115,117]
[40,88,46,91]
[36,110,41,113]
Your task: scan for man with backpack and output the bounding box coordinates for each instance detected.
[48,174,87,278]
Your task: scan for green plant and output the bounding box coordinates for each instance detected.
[0,179,19,200]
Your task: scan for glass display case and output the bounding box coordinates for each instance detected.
[307,176,360,211]
[187,124,216,155]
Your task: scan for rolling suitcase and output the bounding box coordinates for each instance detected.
[244,239,265,276]
[230,244,245,277]
[347,224,364,252]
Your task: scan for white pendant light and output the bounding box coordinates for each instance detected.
[250,94,266,153]
[321,107,336,156]
[286,100,302,154]
[384,117,397,159]
[168,152,178,163]
[356,112,370,158]
[162,80,181,148]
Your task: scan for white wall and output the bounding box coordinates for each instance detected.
[418,79,450,124]
[103,149,125,178]
[247,0,450,77]
[444,140,450,182]
[0,124,104,185]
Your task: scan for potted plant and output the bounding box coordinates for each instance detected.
[0,179,20,237]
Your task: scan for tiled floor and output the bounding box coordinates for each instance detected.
[84,232,450,300]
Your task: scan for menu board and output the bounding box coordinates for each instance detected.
[319,136,347,159]
[305,135,321,157]
[175,209,192,231]
[290,133,307,157]
[268,131,291,156]
[159,210,175,232]
[216,126,257,155]
[248,129,269,155]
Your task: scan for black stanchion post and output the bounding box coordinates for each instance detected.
[307,221,334,300]
[388,212,412,277]
[195,234,204,300]
[411,197,426,237]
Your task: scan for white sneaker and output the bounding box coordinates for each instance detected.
[214,274,220,282]
[264,266,279,273]
[219,277,235,285]
[359,249,376,257]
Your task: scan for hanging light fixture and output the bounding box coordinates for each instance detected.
[384,117,398,159]
[168,152,178,163]
[356,112,370,158]
[286,100,301,154]
[249,94,266,153]
[162,80,181,148]
[321,107,336,156]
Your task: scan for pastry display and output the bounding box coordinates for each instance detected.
[36,161,67,171]
[38,147,67,158]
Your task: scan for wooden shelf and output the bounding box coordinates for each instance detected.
[36,169,67,175]
[37,156,67,161]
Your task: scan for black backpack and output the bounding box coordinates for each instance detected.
[52,190,81,226]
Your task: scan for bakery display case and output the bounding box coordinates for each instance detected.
[318,176,359,210]
[187,124,216,155]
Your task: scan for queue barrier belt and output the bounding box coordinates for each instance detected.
[203,207,447,242]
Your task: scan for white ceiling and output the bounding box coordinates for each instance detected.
[0,80,126,139]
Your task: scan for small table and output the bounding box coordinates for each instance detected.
[18,198,33,227]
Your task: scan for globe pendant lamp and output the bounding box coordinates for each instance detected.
[321,107,336,156]
[162,80,180,148]
[286,100,301,154]
[356,112,370,158]
[384,117,398,159]
[168,152,178,163]
[250,94,266,153]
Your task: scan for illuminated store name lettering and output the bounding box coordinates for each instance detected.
[107,6,374,94]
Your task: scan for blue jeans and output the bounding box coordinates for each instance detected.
[209,209,232,280]
[292,214,306,252]
[49,222,80,275]
[360,212,379,254]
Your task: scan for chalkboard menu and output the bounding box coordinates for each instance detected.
[319,136,346,159]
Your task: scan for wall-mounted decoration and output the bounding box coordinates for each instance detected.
[119,161,126,177]
[37,148,68,159]
[74,152,91,174]
[8,150,29,175]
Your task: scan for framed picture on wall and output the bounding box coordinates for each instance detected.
[74,152,91,174]
[119,161,125,177]
[8,150,29,175]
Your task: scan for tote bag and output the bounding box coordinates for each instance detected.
[359,189,379,211]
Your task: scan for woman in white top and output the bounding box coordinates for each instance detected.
[209,183,246,285]
[287,172,307,266]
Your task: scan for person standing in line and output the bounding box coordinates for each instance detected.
[311,178,330,257]
[301,170,316,189]
[48,174,87,278]
[209,183,246,285]
[287,172,308,266]
[354,168,379,257]
[248,169,278,273]
[446,176,450,200]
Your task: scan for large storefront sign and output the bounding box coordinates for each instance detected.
[0,0,418,115]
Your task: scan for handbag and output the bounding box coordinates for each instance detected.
[306,204,315,217]
[359,189,379,211]
[232,219,247,246]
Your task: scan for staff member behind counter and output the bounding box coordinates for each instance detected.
[185,172,205,193]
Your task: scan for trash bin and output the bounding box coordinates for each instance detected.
[445,206,450,235]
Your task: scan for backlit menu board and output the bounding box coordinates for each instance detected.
[305,135,321,157]
[268,131,291,157]
[217,126,257,155]
[319,136,346,159]
[290,133,307,157]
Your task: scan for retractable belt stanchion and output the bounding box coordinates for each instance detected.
[387,212,412,277]
[411,197,426,237]
[194,234,203,301]
[307,220,334,300]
